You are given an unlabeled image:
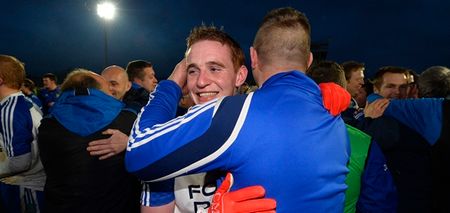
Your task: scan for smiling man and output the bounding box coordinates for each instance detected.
[101,65,131,100]
[140,25,248,213]
[127,7,349,212]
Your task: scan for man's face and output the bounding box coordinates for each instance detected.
[375,72,408,99]
[186,40,246,104]
[136,67,158,92]
[42,77,54,89]
[346,69,364,98]
[101,68,131,100]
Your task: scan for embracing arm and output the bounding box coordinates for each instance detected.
[125,80,247,182]
[385,98,444,145]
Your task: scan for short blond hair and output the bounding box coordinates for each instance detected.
[0,55,25,89]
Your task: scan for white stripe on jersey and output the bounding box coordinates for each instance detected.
[1,95,18,156]
[141,182,151,206]
[149,93,253,182]
[127,100,220,151]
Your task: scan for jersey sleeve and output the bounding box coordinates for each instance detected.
[0,97,34,177]
[385,98,443,145]
[357,141,397,212]
[126,80,249,182]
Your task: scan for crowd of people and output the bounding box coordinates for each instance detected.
[1,6,449,213]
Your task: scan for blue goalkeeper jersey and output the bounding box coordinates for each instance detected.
[126,71,350,212]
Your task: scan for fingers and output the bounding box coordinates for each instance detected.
[102,128,119,135]
[168,58,188,88]
[234,198,276,212]
[364,98,389,118]
[216,173,234,195]
[372,99,389,111]
[99,152,116,160]
[227,186,266,202]
[88,145,113,155]
[88,138,110,146]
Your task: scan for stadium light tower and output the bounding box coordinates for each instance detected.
[97,2,116,66]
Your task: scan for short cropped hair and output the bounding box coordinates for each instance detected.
[42,73,57,83]
[61,69,101,92]
[341,61,365,81]
[126,60,153,81]
[306,61,346,88]
[0,55,25,89]
[23,78,36,90]
[418,66,450,98]
[253,7,311,68]
[186,24,245,70]
[372,66,409,90]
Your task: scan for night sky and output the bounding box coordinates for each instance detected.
[1,0,449,85]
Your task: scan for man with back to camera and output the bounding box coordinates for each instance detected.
[0,55,45,213]
[37,69,140,212]
[125,7,349,212]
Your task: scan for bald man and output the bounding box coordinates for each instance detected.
[38,69,140,212]
[101,65,131,100]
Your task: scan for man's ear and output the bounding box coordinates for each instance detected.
[307,52,314,69]
[125,81,132,92]
[250,47,258,71]
[235,65,248,87]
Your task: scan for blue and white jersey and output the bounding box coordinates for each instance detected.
[0,92,45,191]
[127,71,350,212]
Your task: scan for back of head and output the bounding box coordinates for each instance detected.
[0,55,25,90]
[61,69,103,93]
[372,66,409,90]
[418,66,450,98]
[186,24,245,70]
[341,61,365,81]
[253,7,311,70]
[307,61,346,88]
[126,60,152,82]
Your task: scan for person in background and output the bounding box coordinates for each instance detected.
[101,65,131,101]
[360,66,433,212]
[122,60,158,110]
[38,69,140,212]
[21,78,43,110]
[307,61,397,213]
[0,55,45,213]
[341,61,365,125]
[38,72,60,115]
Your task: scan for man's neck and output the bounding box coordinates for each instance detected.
[257,64,306,86]
[0,87,20,101]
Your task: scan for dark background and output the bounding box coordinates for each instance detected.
[1,0,449,85]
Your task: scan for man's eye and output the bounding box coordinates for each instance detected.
[210,67,221,72]
[188,69,198,75]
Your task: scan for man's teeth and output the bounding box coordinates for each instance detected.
[199,92,217,97]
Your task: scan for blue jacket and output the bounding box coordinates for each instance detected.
[382,97,449,212]
[126,71,349,212]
